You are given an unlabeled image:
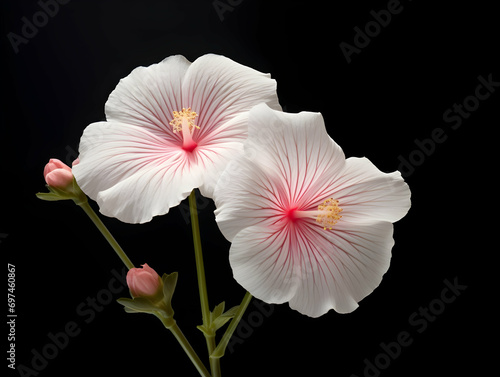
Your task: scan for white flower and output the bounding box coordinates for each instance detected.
[214,104,411,317]
[73,54,280,223]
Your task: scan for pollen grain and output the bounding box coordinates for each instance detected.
[170,107,199,133]
[316,199,343,230]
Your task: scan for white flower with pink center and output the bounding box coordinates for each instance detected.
[214,104,411,317]
[73,54,280,223]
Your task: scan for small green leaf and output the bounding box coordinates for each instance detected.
[159,272,178,317]
[213,316,232,331]
[221,305,240,318]
[211,302,225,320]
[162,272,178,302]
[196,325,213,336]
[212,305,239,330]
[197,303,242,337]
[35,179,88,204]
[117,297,156,314]
[36,192,66,201]
[205,303,240,332]
[123,307,143,314]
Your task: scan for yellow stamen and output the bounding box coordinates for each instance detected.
[316,198,343,230]
[169,107,199,134]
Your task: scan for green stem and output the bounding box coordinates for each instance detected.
[188,190,220,377]
[207,335,219,377]
[74,193,208,375]
[158,315,211,377]
[211,291,253,359]
[77,201,135,270]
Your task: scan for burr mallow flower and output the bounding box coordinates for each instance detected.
[72,54,280,223]
[214,104,411,317]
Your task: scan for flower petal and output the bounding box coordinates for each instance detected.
[181,54,281,144]
[214,103,346,241]
[45,169,73,189]
[105,55,190,139]
[214,153,286,242]
[330,157,411,224]
[230,220,395,317]
[230,225,300,304]
[103,54,280,203]
[73,121,200,223]
[288,221,395,317]
[243,104,346,208]
[196,112,250,198]
[43,158,71,178]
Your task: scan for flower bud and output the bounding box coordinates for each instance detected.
[126,264,162,298]
[37,158,87,204]
[118,270,178,319]
[43,159,73,189]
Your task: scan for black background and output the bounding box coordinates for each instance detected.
[2,0,497,376]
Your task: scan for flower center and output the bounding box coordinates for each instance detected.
[169,107,199,152]
[316,199,343,230]
[285,198,343,230]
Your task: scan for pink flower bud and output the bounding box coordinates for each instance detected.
[43,158,74,189]
[126,264,162,298]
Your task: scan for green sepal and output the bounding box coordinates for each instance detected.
[162,272,178,313]
[117,297,157,314]
[36,192,65,201]
[36,185,72,201]
[36,178,87,205]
